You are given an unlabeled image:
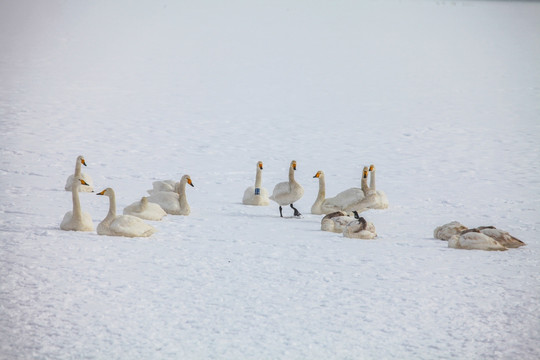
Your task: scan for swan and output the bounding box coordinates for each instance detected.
[448,229,507,251]
[343,214,377,239]
[433,221,469,241]
[321,211,357,233]
[368,164,389,209]
[311,170,368,215]
[242,161,270,206]
[147,179,178,195]
[96,188,156,237]
[60,179,94,232]
[270,160,304,217]
[123,196,167,221]
[147,174,194,215]
[474,226,526,248]
[65,155,94,192]
[343,167,378,213]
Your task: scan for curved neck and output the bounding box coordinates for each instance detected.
[288,166,296,184]
[74,159,82,176]
[316,174,326,201]
[105,191,117,221]
[370,169,376,190]
[71,182,82,220]
[255,167,263,188]
[361,174,369,193]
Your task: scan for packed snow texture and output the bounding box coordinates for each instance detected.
[1,0,539,359]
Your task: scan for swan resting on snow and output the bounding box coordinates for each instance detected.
[96,188,156,237]
[65,155,94,192]
[311,170,366,215]
[123,196,167,221]
[242,161,269,206]
[367,164,389,209]
[60,178,94,232]
[270,160,304,217]
[474,226,525,248]
[321,211,354,232]
[433,221,468,240]
[448,229,507,251]
[343,213,377,239]
[148,174,194,215]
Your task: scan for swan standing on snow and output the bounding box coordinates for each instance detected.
[448,229,507,251]
[368,164,389,209]
[311,170,367,215]
[123,196,167,221]
[148,174,194,215]
[270,160,304,217]
[65,155,94,192]
[343,213,377,239]
[433,221,469,241]
[60,179,94,232]
[242,161,269,206]
[96,188,156,237]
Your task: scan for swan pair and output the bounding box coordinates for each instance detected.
[434,221,526,250]
[321,211,377,239]
[269,160,304,217]
[146,175,194,215]
[312,164,388,215]
[65,155,94,192]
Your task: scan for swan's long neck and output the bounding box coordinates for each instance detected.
[177,181,189,206]
[140,197,148,210]
[255,167,263,189]
[74,158,82,177]
[361,173,369,194]
[370,168,376,191]
[71,181,82,220]
[105,190,117,223]
[288,165,296,185]
[316,174,326,202]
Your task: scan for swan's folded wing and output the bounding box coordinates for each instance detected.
[111,215,156,237]
[324,188,364,209]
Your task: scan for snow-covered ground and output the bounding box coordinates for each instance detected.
[1,0,539,359]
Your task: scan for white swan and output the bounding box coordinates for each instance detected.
[147,174,194,215]
[311,170,366,215]
[123,196,167,221]
[321,211,357,233]
[60,179,94,232]
[368,164,389,209]
[96,188,156,237]
[343,167,377,213]
[475,226,526,248]
[242,161,270,206]
[448,229,507,251]
[343,214,377,239]
[65,155,94,192]
[147,179,178,195]
[270,160,304,217]
[433,221,469,241]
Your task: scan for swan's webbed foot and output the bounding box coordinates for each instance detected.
[279,206,283,217]
[290,204,302,217]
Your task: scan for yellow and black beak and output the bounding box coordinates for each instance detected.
[187,178,194,187]
[259,162,263,170]
[369,164,374,171]
[81,158,87,166]
[96,189,106,195]
[292,161,297,170]
[313,171,321,178]
[79,179,89,186]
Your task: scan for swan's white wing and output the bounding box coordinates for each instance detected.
[111,215,156,237]
[147,191,180,214]
[243,186,270,205]
[324,188,364,209]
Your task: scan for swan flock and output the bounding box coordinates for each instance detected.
[60,156,525,250]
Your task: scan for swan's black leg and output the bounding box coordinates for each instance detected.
[279,206,283,217]
[290,204,301,217]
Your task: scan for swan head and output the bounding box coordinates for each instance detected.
[96,188,114,197]
[369,164,375,172]
[291,160,297,171]
[141,196,149,205]
[313,170,323,179]
[182,175,194,187]
[363,166,369,179]
[77,155,87,166]
[76,179,93,191]
[257,161,263,170]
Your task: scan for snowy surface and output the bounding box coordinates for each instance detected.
[1,0,540,359]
